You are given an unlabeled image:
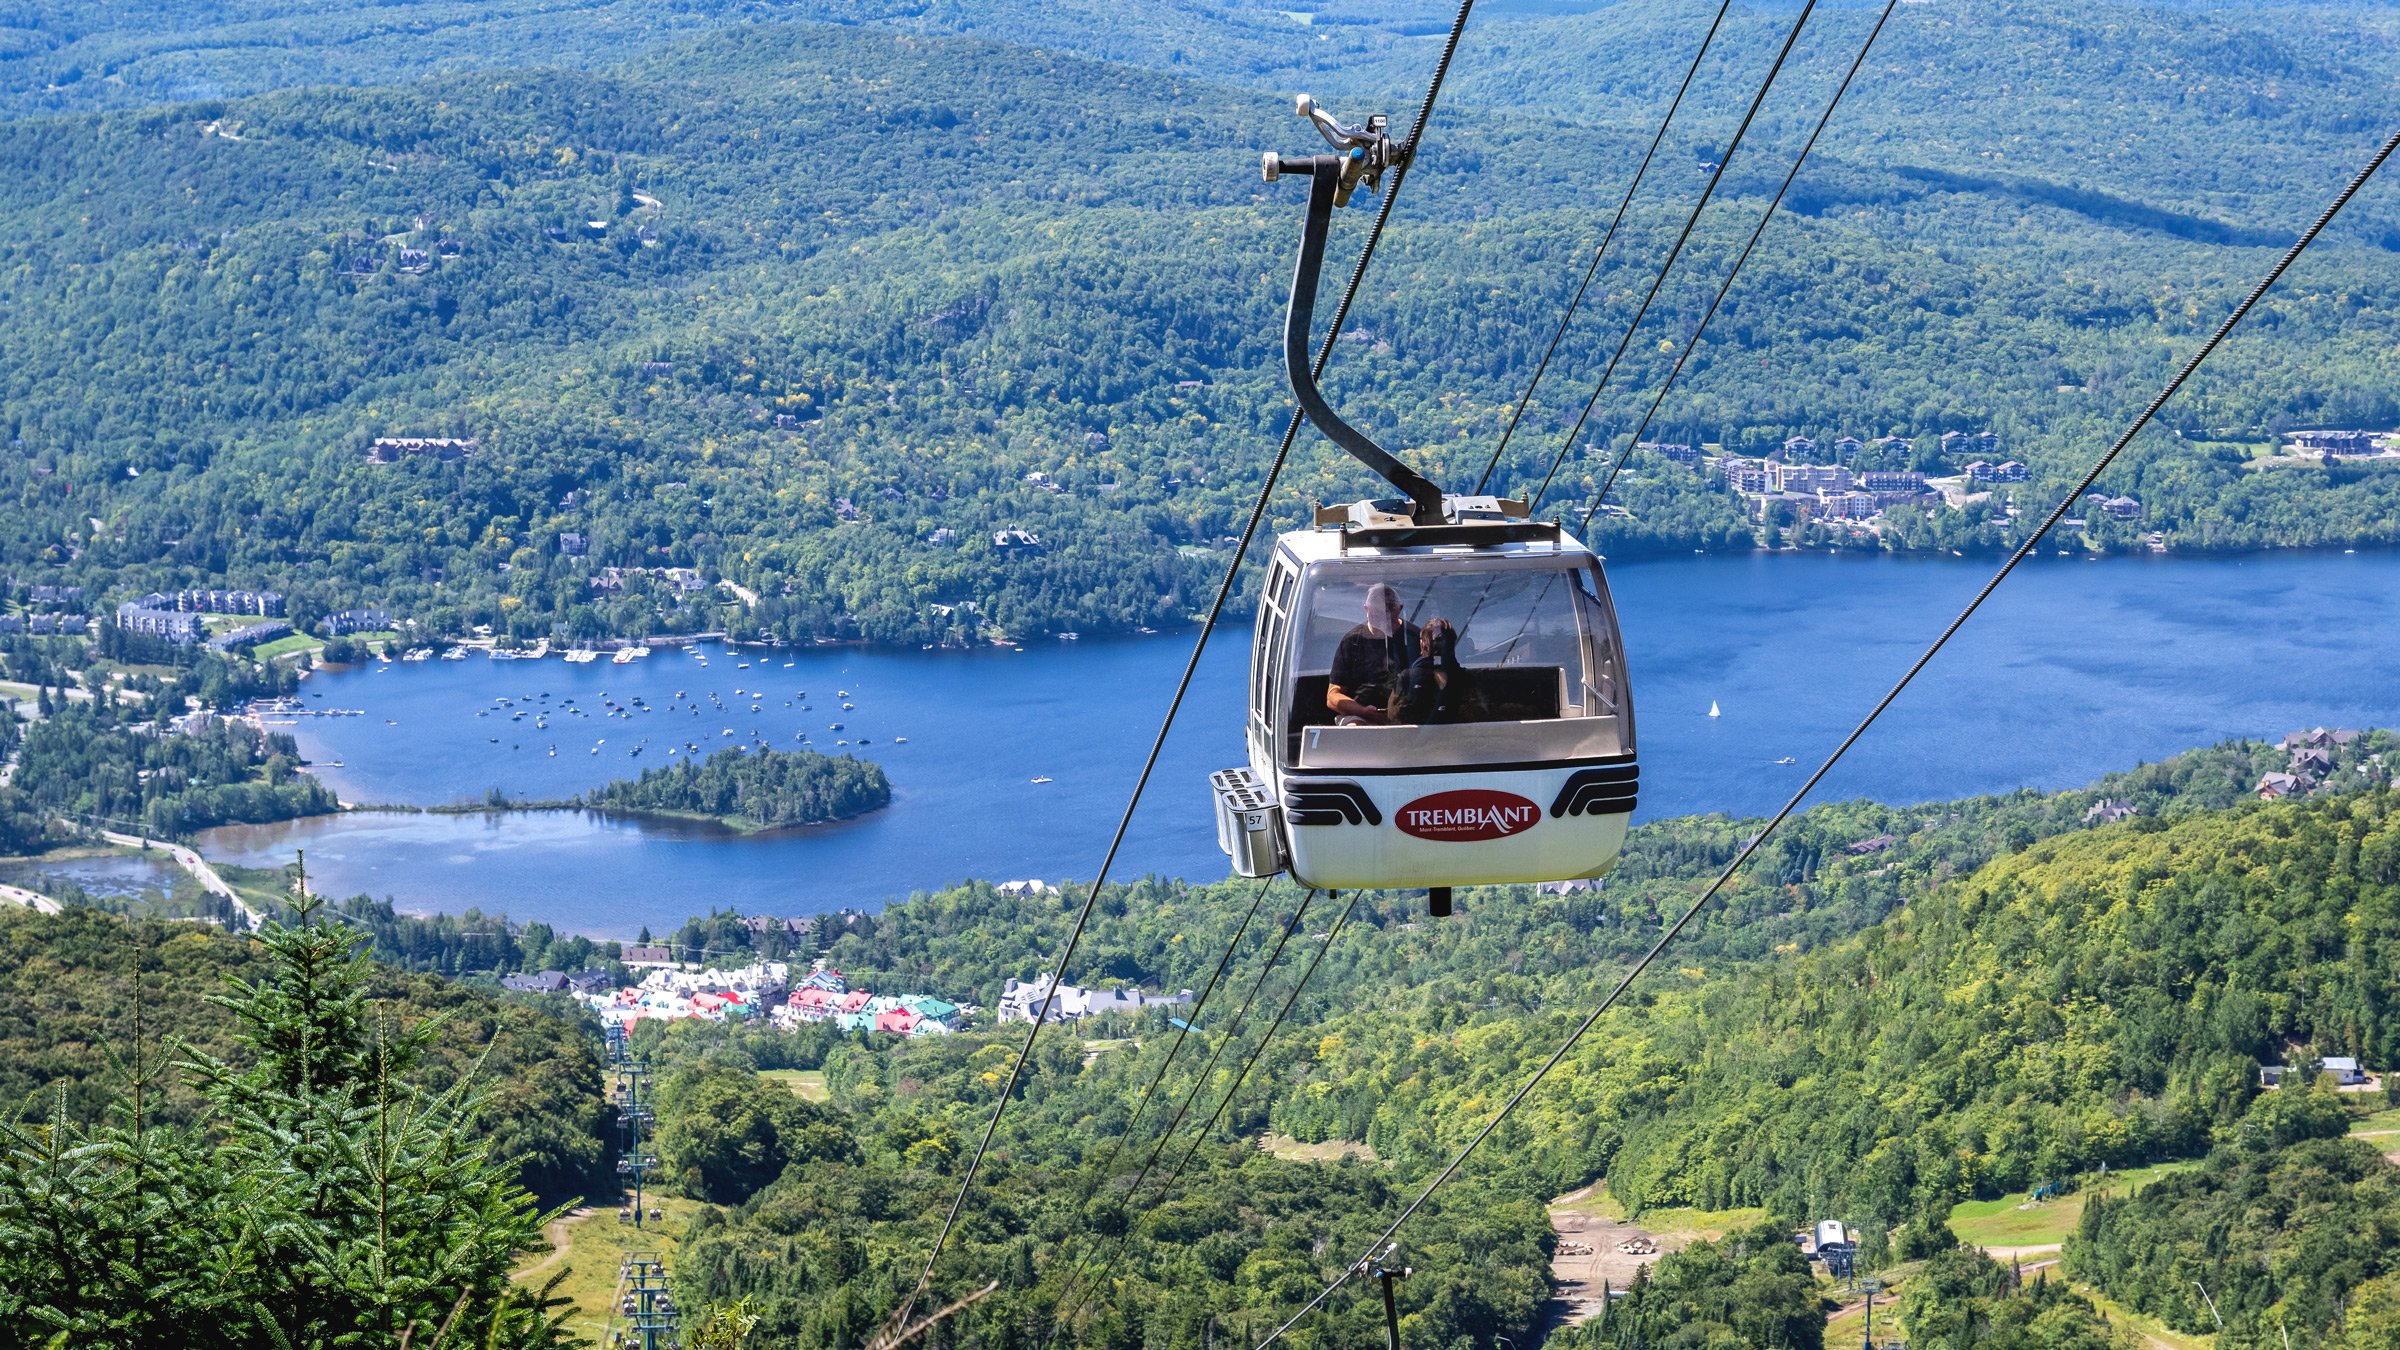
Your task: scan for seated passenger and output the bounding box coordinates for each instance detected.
[1327,583,1417,726]
[1390,618,1479,725]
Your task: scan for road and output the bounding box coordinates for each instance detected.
[0,883,61,915]
[89,828,264,930]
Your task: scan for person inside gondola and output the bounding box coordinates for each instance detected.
[1326,582,1417,725]
[1390,617,1479,725]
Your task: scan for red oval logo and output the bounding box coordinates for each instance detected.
[1395,789,1541,842]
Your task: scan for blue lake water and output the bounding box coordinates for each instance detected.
[198,550,2400,938]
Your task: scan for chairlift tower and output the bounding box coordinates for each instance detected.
[616,1059,660,1229]
[614,1250,682,1350]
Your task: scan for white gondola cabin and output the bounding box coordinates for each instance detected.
[1212,496,1638,905]
[1212,96,1639,912]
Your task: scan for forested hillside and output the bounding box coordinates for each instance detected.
[6,736,2397,1343]
[575,746,2399,1345]
[0,900,597,1344]
[6,5,2400,645]
[2070,1137,2400,1346]
[0,906,613,1207]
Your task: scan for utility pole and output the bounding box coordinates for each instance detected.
[616,1059,658,1229]
[1363,1244,1411,1350]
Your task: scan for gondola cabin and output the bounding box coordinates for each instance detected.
[1213,496,1638,904]
[1217,97,1640,911]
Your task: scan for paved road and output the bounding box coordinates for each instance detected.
[0,883,61,915]
[90,828,264,930]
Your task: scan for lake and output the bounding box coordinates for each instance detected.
[199,550,2400,938]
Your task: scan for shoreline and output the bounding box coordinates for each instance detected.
[333,799,890,837]
[28,722,2390,945]
[303,542,2398,662]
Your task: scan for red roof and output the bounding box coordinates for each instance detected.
[839,991,872,1012]
[874,1007,922,1034]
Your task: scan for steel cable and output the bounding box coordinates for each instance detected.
[1577,0,1901,533]
[1524,0,1821,511]
[1036,885,1318,1347]
[1473,0,1735,496]
[892,0,1486,1324]
[1251,119,2400,1350]
[1050,891,1363,1346]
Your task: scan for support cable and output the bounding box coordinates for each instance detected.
[1104,891,1318,1213]
[1145,890,1364,1202]
[1050,891,1364,1345]
[1039,891,1325,1349]
[1473,0,1735,495]
[1032,879,1295,1341]
[1524,0,1820,511]
[1251,119,2400,1350]
[1075,876,1277,1186]
[1575,0,1900,531]
[893,0,1483,1322]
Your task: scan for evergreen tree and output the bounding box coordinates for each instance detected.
[0,897,571,1347]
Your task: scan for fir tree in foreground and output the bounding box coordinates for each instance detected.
[0,896,570,1348]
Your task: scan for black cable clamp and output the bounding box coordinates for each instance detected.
[1263,95,1404,207]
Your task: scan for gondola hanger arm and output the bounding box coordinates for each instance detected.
[1264,96,1444,524]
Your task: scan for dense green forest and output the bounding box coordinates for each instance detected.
[0,906,613,1209]
[589,745,892,829]
[318,892,631,980]
[0,633,334,848]
[5,4,2400,644]
[7,697,334,837]
[547,743,2394,1346]
[2069,1134,2400,1347]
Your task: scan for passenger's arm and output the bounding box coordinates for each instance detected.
[1326,682,1388,723]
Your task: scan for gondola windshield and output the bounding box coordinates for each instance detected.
[1279,558,1628,771]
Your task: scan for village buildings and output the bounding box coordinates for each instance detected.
[2256,727,2382,800]
[110,589,290,646]
[1701,446,1943,527]
[319,607,392,636]
[2285,429,2396,461]
[997,971,1193,1024]
[566,957,976,1041]
[0,614,90,636]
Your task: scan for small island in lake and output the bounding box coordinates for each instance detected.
[585,746,890,831]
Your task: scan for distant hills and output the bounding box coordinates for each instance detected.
[3,3,2399,643]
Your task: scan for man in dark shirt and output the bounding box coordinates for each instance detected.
[1326,583,1417,724]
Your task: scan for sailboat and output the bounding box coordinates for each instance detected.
[1708,701,1721,718]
